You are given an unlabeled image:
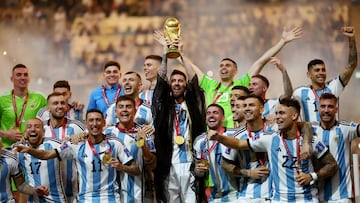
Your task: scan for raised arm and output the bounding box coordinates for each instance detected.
[154,30,169,80]
[208,129,249,150]
[339,26,357,86]
[269,57,293,99]
[15,145,58,160]
[248,27,303,77]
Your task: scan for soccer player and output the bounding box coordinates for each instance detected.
[105,71,153,127]
[292,26,357,122]
[16,118,66,202]
[209,98,338,202]
[230,86,250,128]
[15,109,140,202]
[37,80,85,122]
[0,64,47,147]
[249,57,293,118]
[174,27,303,128]
[0,142,49,202]
[42,92,85,202]
[312,93,360,202]
[193,104,239,202]
[87,61,124,115]
[152,35,207,202]
[140,55,162,105]
[104,95,156,202]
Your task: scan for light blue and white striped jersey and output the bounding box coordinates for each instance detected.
[104,125,156,203]
[249,132,328,203]
[57,137,133,202]
[172,102,193,164]
[139,89,154,105]
[223,125,272,200]
[17,138,66,203]
[263,98,279,118]
[43,119,85,198]
[105,100,153,127]
[193,128,239,203]
[312,121,359,201]
[292,76,344,122]
[0,149,21,203]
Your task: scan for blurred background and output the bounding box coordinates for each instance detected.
[0,0,359,122]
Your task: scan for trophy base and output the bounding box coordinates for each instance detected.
[166,50,181,59]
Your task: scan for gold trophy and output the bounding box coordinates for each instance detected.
[164,17,181,58]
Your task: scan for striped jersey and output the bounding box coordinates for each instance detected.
[139,89,154,105]
[292,76,344,122]
[312,121,359,201]
[43,118,85,198]
[249,132,328,202]
[36,106,84,122]
[105,100,153,127]
[104,125,156,203]
[193,128,239,202]
[172,102,193,164]
[0,148,21,203]
[57,137,133,202]
[263,98,279,118]
[17,138,67,203]
[223,125,272,200]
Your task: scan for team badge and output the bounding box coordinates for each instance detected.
[334,137,339,142]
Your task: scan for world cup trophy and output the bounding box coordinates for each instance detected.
[164,17,181,58]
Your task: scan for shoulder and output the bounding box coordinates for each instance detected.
[43,137,63,145]
[338,120,358,128]
[67,119,86,130]
[293,85,311,93]
[140,101,151,109]
[234,73,251,84]
[0,148,18,161]
[194,132,206,144]
[0,90,12,98]
[232,126,247,137]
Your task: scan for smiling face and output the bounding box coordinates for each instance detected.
[319,98,337,124]
[307,64,327,88]
[25,118,44,147]
[122,73,141,97]
[232,99,245,122]
[275,104,298,131]
[242,97,264,123]
[86,111,106,138]
[11,67,29,90]
[143,58,160,82]
[104,65,121,86]
[47,95,67,120]
[218,59,237,82]
[115,99,136,126]
[170,74,187,99]
[206,105,224,130]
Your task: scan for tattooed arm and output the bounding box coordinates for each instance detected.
[339,26,357,86]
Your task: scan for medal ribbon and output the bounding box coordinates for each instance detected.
[174,104,182,138]
[200,127,225,160]
[12,90,29,128]
[117,124,137,140]
[281,130,301,173]
[49,119,67,141]
[102,85,121,107]
[88,137,112,156]
[246,124,266,165]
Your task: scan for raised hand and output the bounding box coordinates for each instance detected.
[154,30,169,46]
[281,27,303,43]
[269,57,286,72]
[341,26,355,38]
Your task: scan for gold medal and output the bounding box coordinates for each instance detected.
[175,136,185,145]
[137,139,145,148]
[102,153,112,165]
[200,159,210,169]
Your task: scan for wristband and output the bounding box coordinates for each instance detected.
[310,172,318,185]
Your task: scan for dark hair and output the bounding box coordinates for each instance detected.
[103,61,121,71]
[231,85,251,95]
[145,55,162,63]
[252,74,270,88]
[170,69,187,81]
[124,71,142,82]
[279,98,301,114]
[47,92,64,101]
[244,94,265,106]
[221,58,238,69]
[307,59,325,71]
[319,93,337,104]
[116,95,136,106]
[53,80,71,91]
[12,64,27,72]
[86,109,104,120]
[207,103,225,116]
